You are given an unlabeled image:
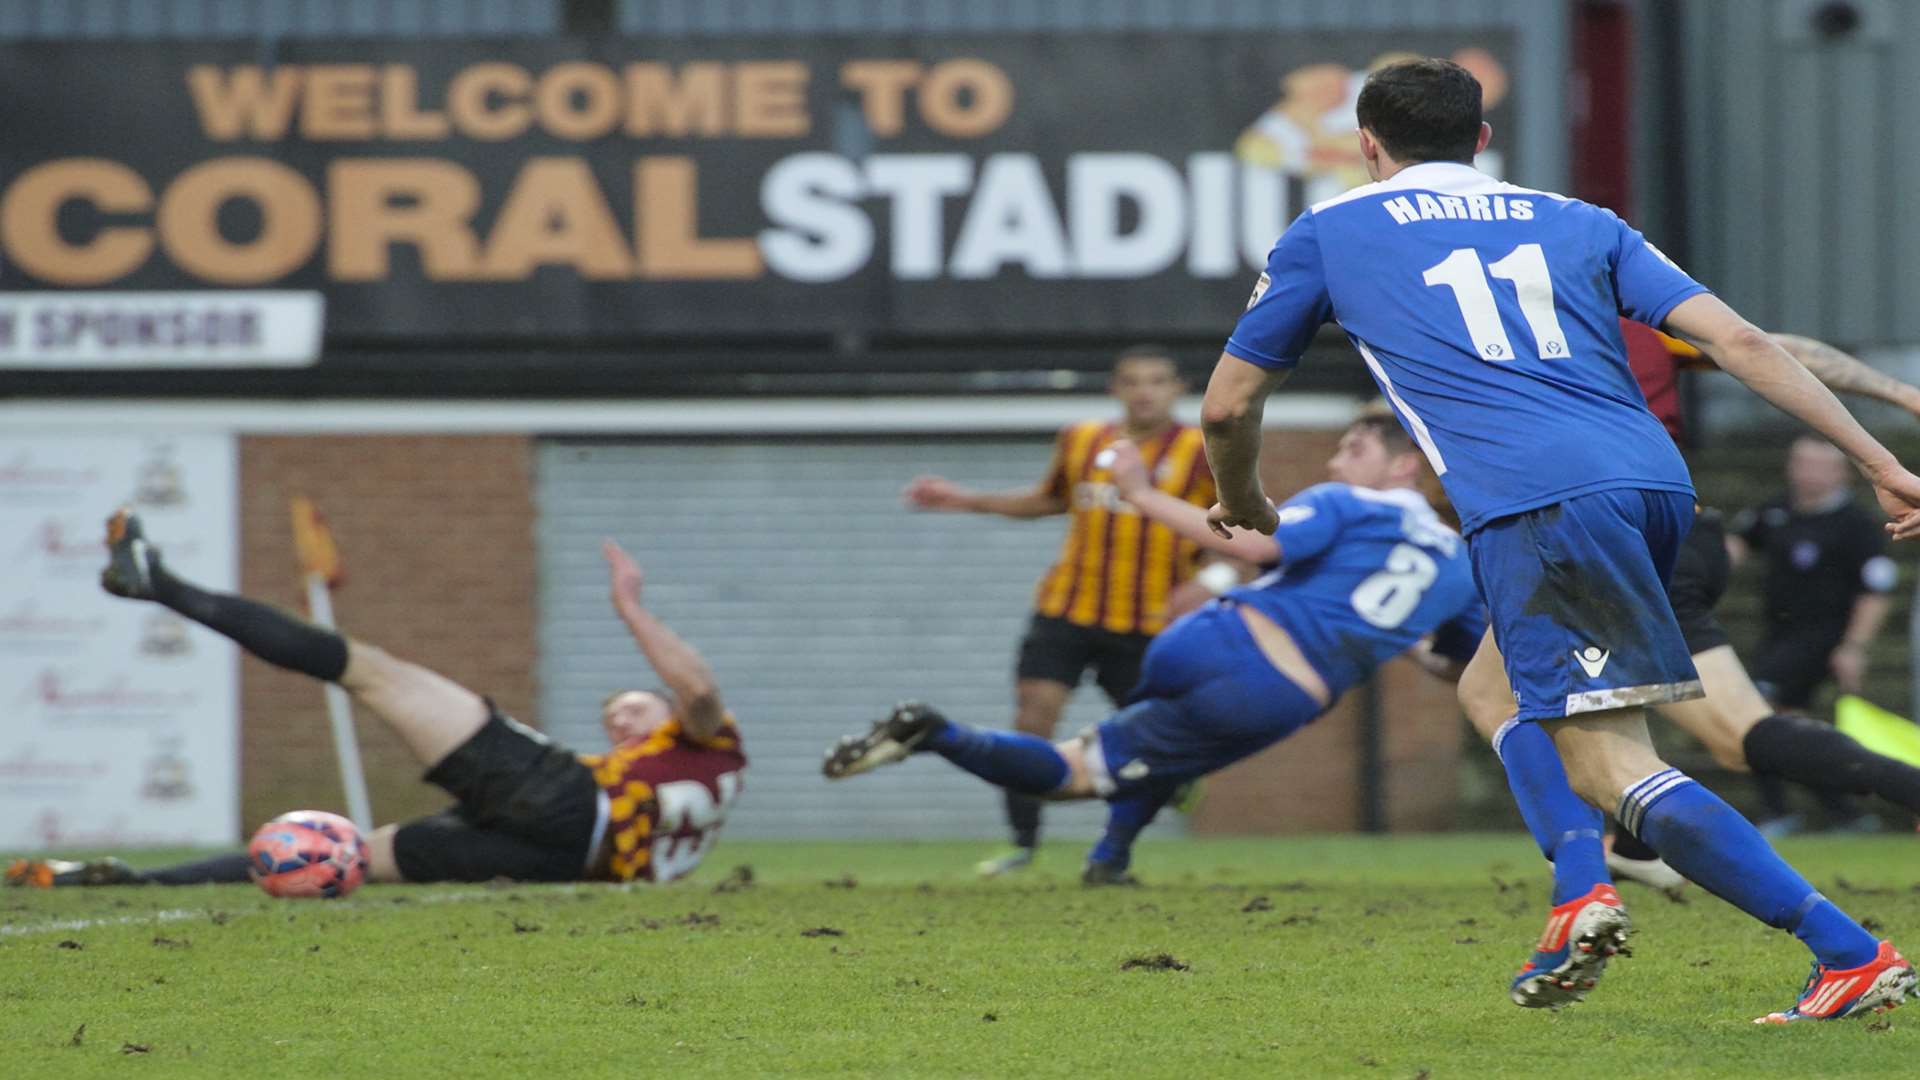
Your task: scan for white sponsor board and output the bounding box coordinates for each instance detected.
[0,433,238,848]
[0,291,321,368]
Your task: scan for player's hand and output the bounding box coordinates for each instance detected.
[1207,499,1278,538]
[1830,641,1868,694]
[1868,464,1920,540]
[602,539,645,607]
[1098,440,1150,498]
[903,475,969,511]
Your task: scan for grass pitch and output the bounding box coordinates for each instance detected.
[4,834,1917,1078]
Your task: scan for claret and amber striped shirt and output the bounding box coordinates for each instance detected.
[576,717,745,884]
[1032,420,1215,635]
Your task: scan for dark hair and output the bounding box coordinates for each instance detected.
[1355,59,1483,165]
[1346,412,1417,457]
[1112,343,1179,375]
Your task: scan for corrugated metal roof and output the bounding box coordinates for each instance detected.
[0,0,560,38]
[1682,0,1915,344]
[621,0,1539,34]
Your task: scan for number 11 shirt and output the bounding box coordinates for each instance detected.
[1225,161,1705,535]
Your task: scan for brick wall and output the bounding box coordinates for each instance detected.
[237,436,536,833]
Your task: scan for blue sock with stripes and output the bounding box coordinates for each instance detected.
[926,724,1070,796]
[1622,767,1878,969]
[1087,788,1172,870]
[1493,720,1608,905]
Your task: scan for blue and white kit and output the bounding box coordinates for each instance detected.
[1225,162,1709,719]
[1086,483,1484,796]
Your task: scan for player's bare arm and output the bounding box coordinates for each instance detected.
[602,539,727,742]
[902,474,1067,518]
[1662,293,1920,535]
[1105,438,1280,564]
[1772,333,1920,417]
[1200,353,1290,537]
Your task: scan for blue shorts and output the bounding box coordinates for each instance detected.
[1470,488,1703,722]
[1085,603,1324,798]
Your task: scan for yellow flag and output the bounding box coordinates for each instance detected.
[1834,694,1920,767]
[289,496,343,589]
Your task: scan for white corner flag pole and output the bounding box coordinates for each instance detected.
[304,573,374,833]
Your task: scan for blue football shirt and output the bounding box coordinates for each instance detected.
[1227,483,1483,699]
[1225,162,1705,534]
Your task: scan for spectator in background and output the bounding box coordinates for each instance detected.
[1730,435,1900,835]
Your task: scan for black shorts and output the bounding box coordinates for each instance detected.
[1750,626,1847,710]
[1015,614,1153,705]
[1666,506,1732,655]
[391,705,602,884]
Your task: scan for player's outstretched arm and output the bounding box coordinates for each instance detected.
[901,474,1066,518]
[1104,439,1280,563]
[1200,353,1291,537]
[601,540,727,741]
[1771,333,1920,418]
[1663,294,1920,536]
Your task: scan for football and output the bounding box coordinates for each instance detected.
[246,810,369,899]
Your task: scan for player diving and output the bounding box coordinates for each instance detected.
[823,412,1484,884]
[7,512,744,890]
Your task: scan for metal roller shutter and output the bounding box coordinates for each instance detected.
[536,437,1176,841]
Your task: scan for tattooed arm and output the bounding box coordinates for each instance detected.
[1772,334,1920,416]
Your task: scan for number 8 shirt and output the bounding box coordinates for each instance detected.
[1225,160,1704,536]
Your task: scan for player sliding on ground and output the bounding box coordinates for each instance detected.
[11,514,744,889]
[824,414,1486,884]
[1205,57,1919,1022]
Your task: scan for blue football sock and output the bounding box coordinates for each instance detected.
[1087,788,1172,870]
[926,723,1070,795]
[1493,719,1608,905]
[1622,768,1878,970]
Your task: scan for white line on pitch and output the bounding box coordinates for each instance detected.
[0,884,599,938]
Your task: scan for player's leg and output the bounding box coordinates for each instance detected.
[1076,603,1324,881]
[1459,629,1638,1006]
[823,700,1089,798]
[336,642,488,769]
[1745,633,1838,833]
[1547,706,1910,1020]
[1085,626,1188,846]
[377,708,603,881]
[102,507,348,680]
[129,853,253,885]
[363,811,589,884]
[100,507,488,770]
[1651,509,1757,774]
[983,678,1071,872]
[1457,629,1612,905]
[1597,521,1740,884]
[1080,786,1174,886]
[1090,628,1152,706]
[1482,489,1909,1020]
[1681,643,1920,818]
[5,853,248,887]
[989,614,1092,873]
